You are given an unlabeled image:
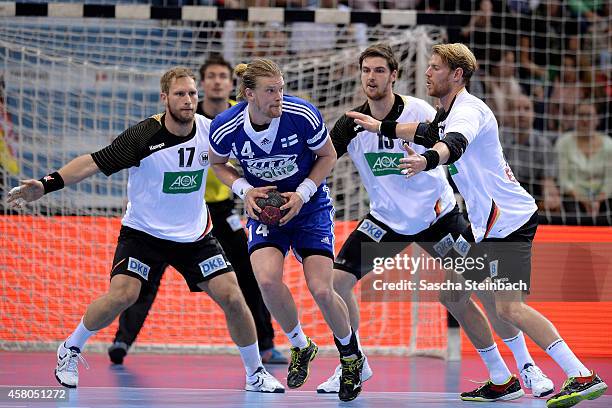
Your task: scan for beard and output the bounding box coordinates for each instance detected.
[167,104,194,125]
[363,79,391,101]
[255,98,282,119]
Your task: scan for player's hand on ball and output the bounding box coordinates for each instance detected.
[278,192,304,226]
[399,143,426,178]
[7,180,45,209]
[245,186,277,220]
[346,111,381,133]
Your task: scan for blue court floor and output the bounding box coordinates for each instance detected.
[0,352,610,407]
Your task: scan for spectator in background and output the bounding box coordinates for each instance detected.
[556,102,612,219]
[482,50,522,127]
[568,0,604,30]
[502,93,561,212]
[548,55,584,132]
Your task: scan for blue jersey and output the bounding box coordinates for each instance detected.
[209,95,330,213]
[210,95,334,259]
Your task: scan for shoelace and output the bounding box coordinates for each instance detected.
[466,378,493,392]
[65,351,89,372]
[524,366,549,380]
[560,377,577,390]
[289,349,301,372]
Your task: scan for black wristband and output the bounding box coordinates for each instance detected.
[379,120,398,139]
[415,122,429,137]
[39,171,65,195]
[422,150,440,171]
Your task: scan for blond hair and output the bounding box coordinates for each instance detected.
[234,59,283,100]
[432,43,478,85]
[160,67,196,94]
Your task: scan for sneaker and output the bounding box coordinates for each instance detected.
[245,366,285,393]
[286,338,318,389]
[339,354,365,402]
[546,371,607,408]
[317,357,373,393]
[55,342,88,388]
[260,348,288,364]
[460,375,525,402]
[108,341,129,365]
[521,363,554,397]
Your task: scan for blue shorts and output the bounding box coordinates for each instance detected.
[246,202,335,262]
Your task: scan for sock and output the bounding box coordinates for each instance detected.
[546,339,590,378]
[477,343,512,385]
[285,323,308,349]
[239,342,263,377]
[64,318,96,350]
[335,330,352,346]
[503,331,535,372]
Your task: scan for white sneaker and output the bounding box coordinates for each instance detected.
[245,367,285,393]
[316,357,373,393]
[520,363,554,397]
[55,342,88,388]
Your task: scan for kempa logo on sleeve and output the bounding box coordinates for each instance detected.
[364,152,404,176]
[127,257,150,280]
[163,169,204,194]
[199,254,228,277]
[357,219,387,242]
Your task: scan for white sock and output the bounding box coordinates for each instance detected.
[64,318,96,350]
[503,331,535,371]
[335,330,352,346]
[546,339,590,378]
[477,343,512,385]
[285,323,308,349]
[239,342,262,377]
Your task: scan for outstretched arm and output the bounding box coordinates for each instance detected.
[8,154,101,208]
[346,108,443,148]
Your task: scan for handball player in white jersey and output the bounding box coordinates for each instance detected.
[8,67,284,394]
[348,43,607,407]
[318,44,553,400]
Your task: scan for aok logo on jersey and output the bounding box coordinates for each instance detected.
[244,154,299,181]
[162,169,204,194]
[364,152,404,176]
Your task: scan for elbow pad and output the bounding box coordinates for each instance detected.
[438,132,468,164]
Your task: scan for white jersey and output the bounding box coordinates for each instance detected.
[92,113,213,242]
[441,90,537,242]
[332,94,456,235]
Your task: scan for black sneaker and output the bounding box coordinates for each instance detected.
[108,341,129,365]
[339,355,365,402]
[460,375,525,401]
[546,371,607,408]
[286,338,318,389]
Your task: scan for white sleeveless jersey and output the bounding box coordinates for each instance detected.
[332,94,456,235]
[441,90,537,242]
[91,113,213,242]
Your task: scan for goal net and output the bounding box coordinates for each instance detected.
[0,16,448,356]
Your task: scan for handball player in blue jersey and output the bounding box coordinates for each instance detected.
[209,59,364,401]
